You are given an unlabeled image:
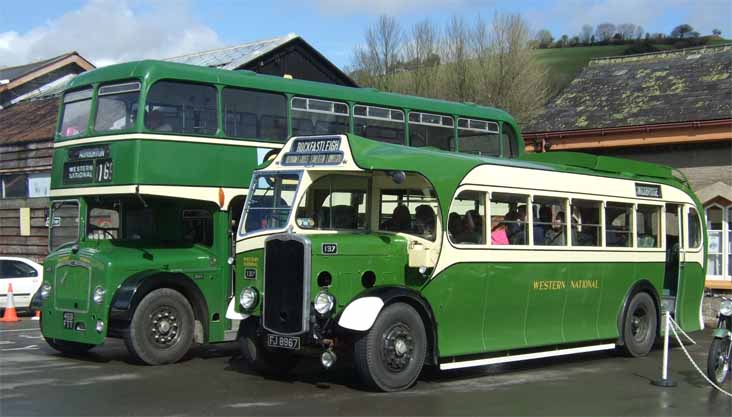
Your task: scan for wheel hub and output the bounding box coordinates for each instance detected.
[382,323,414,372]
[149,308,179,347]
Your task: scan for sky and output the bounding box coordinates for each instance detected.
[1,0,731,69]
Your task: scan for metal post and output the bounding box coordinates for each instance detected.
[652,310,677,387]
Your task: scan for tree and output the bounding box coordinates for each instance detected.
[595,23,616,42]
[350,15,404,88]
[404,19,440,97]
[713,28,722,36]
[671,24,694,39]
[617,23,636,40]
[580,24,593,44]
[634,25,645,40]
[443,15,472,101]
[535,29,553,48]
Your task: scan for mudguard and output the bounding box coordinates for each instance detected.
[712,328,732,339]
[337,286,439,364]
[30,288,43,310]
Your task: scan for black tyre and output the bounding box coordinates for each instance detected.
[621,292,658,357]
[44,336,94,355]
[354,302,427,392]
[124,288,194,365]
[237,318,299,376]
[706,337,731,385]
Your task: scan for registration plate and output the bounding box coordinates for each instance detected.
[63,312,74,329]
[267,334,300,350]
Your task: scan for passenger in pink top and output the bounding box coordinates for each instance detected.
[491,223,509,245]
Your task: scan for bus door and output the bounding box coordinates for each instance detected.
[662,203,681,315]
[225,196,246,338]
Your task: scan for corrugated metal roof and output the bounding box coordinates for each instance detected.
[164,33,299,70]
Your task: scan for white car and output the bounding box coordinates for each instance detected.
[0,257,43,310]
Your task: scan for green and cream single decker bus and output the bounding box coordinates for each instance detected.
[231,133,706,391]
[34,60,523,365]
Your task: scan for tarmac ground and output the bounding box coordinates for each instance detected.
[1,313,730,416]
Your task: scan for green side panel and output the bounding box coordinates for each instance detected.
[423,261,666,358]
[52,139,258,190]
[676,262,705,331]
[235,248,265,316]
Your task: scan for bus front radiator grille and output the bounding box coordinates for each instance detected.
[263,237,307,335]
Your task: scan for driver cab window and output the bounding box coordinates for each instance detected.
[88,207,120,240]
[378,179,438,241]
[296,175,369,230]
[182,209,213,246]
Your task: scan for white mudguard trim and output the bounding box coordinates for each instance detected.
[225,298,248,320]
[337,297,385,331]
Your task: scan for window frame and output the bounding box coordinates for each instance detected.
[93,80,142,134]
[353,104,406,145]
[447,188,488,248]
[221,86,288,142]
[143,79,220,136]
[58,87,94,139]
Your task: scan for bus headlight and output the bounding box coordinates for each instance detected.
[93,286,105,304]
[239,287,259,310]
[314,291,335,316]
[720,300,732,317]
[40,283,52,300]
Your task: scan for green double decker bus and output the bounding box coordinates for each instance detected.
[231,133,706,391]
[35,60,524,365]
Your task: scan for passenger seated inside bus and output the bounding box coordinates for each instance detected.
[382,205,411,232]
[146,109,173,132]
[448,212,462,240]
[415,205,436,240]
[544,212,566,246]
[491,217,509,245]
[533,206,552,245]
[456,211,483,244]
[506,206,527,245]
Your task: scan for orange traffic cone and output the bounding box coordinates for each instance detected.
[31,309,41,321]
[1,283,20,322]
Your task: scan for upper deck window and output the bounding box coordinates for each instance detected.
[223,88,287,141]
[354,105,405,145]
[94,81,140,132]
[291,97,349,136]
[59,88,93,138]
[145,81,217,135]
[457,118,500,156]
[408,111,455,151]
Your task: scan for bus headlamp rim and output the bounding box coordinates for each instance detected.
[240,287,259,310]
[93,286,105,304]
[40,283,52,300]
[314,291,335,316]
[720,300,732,316]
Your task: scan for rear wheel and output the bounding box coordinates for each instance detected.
[124,288,194,365]
[354,302,427,392]
[706,337,731,385]
[237,318,299,376]
[44,337,94,355]
[621,292,657,357]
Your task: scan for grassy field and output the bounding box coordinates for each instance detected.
[535,39,730,94]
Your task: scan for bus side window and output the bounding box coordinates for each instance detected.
[448,190,486,245]
[501,124,518,158]
[145,81,217,135]
[222,88,288,142]
[291,97,348,135]
[570,199,602,247]
[637,205,661,248]
[533,196,567,246]
[606,202,633,247]
[490,193,529,245]
[354,105,405,145]
[182,209,213,246]
[687,207,701,248]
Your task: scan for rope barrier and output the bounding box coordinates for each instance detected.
[667,316,732,397]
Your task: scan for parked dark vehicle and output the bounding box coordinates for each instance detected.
[707,296,731,385]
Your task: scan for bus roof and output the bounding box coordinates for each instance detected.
[65,60,518,128]
[342,134,692,218]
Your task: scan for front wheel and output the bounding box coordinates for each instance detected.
[707,337,731,385]
[620,292,658,357]
[354,302,427,392]
[124,288,194,365]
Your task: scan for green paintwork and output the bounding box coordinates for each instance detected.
[41,200,235,345]
[234,133,707,362]
[51,139,259,190]
[56,60,522,150]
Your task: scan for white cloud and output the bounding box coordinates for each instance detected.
[0,0,224,67]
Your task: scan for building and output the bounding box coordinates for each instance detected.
[0,52,95,262]
[0,34,354,262]
[524,44,732,289]
[164,33,356,87]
